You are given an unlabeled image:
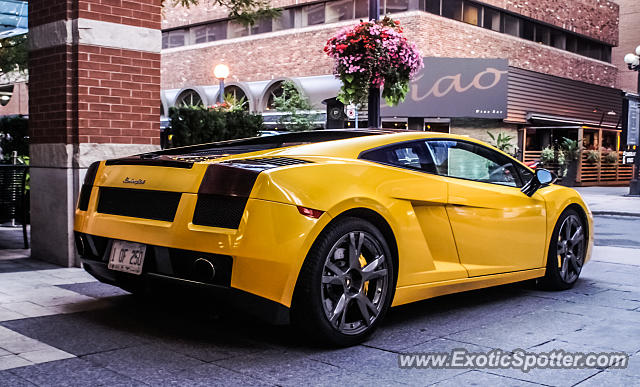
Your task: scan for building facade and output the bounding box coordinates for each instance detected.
[612,0,640,93]
[161,0,621,145]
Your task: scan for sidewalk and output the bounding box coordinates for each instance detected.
[574,187,640,217]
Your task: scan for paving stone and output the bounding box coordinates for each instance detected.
[0,370,34,386]
[164,362,275,386]
[1,311,148,356]
[82,344,206,385]
[309,340,469,385]
[0,354,32,371]
[18,347,75,364]
[0,302,57,318]
[487,339,613,387]
[561,323,640,353]
[9,357,143,386]
[574,370,638,386]
[431,370,543,386]
[57,282,130,299]
[0,305,27,322]
[443,310,592,351]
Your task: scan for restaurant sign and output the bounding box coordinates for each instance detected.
[382,58,509,119]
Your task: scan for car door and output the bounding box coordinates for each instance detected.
[360,140,468,284]
[426,139,547,277]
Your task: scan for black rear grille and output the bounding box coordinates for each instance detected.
[221,157,311,168]
[97,187,181,222]
[192,194,248,229]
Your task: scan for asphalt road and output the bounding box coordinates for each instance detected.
[593,215,640,248]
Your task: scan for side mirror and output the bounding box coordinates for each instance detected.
[521,168,557,197]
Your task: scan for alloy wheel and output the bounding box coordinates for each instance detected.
[556,214,585,283]
[320,231,389,335]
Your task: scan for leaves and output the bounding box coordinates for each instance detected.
[0,34,28,77]
[167,105,263,147]
[272,81,320,131]
[486,131,514,153]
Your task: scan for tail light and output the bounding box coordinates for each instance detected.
[297,206,324,219]
[77,161,100,211]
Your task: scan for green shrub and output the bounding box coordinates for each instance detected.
[540,146,556,165]
[603,151,618,164]
[168,106,263,147]
[585,150,600,164]
[0,115,28,159]
[561,137,579,161]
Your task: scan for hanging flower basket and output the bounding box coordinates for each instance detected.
[324,16,423,107]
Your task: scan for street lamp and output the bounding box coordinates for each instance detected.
[623,45,640,195]
[214,63,230,105]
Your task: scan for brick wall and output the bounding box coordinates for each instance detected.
[161,11,617,90]
[612,0,640,93]
[77,46,161,145]
[78,0,162,29]
[481,0,619,45]
[28,45,76,144]
[161,0,619,45]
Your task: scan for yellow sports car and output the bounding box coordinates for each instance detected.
[74,130,592,346]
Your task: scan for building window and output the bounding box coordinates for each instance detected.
[326,0,355,23]
[385,0,410,14]
[193,22,227,44]
[502,14,519,37]
[251,17,273,34]
[176,90,204,107]
[442,0,462,21]
[521,20,534,41]
[551,29,566,49]
[162,30,186,49]
[425,0,441,15]
[535,25,550,45]
[274,9,295,31]
[223,85,250,110]
[228,21,249,38]
[264,82,285,111]
[483,7,500,32]
[462,1,480,26]
[566,35,578,53]
[355,0,369,18]
[302,3,326,26]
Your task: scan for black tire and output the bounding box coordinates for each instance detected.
[539,208,587,290]
[291,217,395,347]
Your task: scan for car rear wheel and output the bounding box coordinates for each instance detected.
[292,217,395,347]
[539,208,586,290]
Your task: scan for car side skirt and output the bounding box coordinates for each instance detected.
[392,268,546,307]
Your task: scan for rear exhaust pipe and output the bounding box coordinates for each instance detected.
[192,258,216,283]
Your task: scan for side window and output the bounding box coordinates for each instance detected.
[427,140,522,187]
[360,141,437,174]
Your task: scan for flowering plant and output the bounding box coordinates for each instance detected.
[324,17,423,106]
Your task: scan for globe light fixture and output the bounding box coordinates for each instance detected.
[636,45,640,56]
[214,63,230,80]
[214,64,230,104]
[624,53,639,67]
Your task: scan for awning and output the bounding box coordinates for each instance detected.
[0,0,28,39]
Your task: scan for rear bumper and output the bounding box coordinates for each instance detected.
[75,197,331,308]
[80,245,290,325]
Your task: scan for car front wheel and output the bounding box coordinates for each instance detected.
[539,208,586,290]
[292,217,395,347]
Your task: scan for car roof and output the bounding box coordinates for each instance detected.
[267,131,488,159]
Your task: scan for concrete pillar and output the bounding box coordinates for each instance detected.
[28,0,162,267]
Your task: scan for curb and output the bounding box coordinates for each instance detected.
[591,211,640,218]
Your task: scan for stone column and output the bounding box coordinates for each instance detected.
[28,1,162,267]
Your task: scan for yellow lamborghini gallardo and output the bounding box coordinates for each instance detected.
[74,130,592,346]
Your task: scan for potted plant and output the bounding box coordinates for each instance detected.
[487,131,514,154]
[324,17,424,106]
[602,151,618,164]
[558,138,579,187]
[585,150,600,164]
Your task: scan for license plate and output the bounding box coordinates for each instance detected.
[108,240,146,275]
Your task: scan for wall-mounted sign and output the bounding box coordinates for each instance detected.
[382,58,508,119]
[628,99,639,146]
